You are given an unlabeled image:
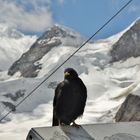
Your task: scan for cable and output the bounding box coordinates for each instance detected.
[0,0,133,122]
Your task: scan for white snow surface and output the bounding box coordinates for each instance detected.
[0,24,37,70]
[0,23,140,140]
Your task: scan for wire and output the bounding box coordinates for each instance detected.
[0,0,133,122]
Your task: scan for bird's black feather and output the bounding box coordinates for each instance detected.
[52,68,87,126]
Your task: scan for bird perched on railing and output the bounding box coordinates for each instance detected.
[52,68,87,127]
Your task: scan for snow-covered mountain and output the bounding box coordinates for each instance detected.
[0,23,37,71]
[8,25,85,77]
[1,18,140,140]
[111,18,140,62]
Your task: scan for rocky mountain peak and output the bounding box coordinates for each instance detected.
[43,25,74,38]
[8,25,85,77]
[35,24,84,48]
[110,18,140,62]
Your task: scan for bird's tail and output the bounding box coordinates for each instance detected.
[52,110,59,126]
[52,117,59,126]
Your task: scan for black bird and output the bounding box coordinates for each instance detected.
[52,68,87,127]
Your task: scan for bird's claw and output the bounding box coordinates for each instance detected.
[72,122,81,128]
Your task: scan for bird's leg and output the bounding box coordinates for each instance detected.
[72,121,81,128]
[58,120,61,126]
[59,120,67,127]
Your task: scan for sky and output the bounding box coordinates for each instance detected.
[0,0,140,39]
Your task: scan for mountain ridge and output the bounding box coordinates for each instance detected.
[8,25,86,77]
[0,18,140,140]
[8,18,140,77]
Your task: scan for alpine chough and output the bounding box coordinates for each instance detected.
[52,68,87,127]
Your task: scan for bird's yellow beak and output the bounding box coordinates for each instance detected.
[64,72,70,77]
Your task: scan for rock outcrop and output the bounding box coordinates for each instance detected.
[3,89,25,101]
[110,18,140,62]
[115,94,140,122]
[1,89,26,112]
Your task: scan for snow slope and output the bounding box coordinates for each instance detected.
[0,20,140,140]
[0,23,37,70]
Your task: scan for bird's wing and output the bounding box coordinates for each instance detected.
[75,78,87,115]
[52,81,65,126]
[53,82,65,107]
[78,78,87,102]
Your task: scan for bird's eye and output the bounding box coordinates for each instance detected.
[64,72,70,76]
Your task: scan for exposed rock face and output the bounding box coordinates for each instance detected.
[115,94,140,122]
[2,101,16,111]
[1,89,26,111]
[8,25,84,77]
[3,90,25,101]
[110,18,140,62]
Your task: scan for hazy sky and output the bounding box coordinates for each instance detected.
[0,0,140,39]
